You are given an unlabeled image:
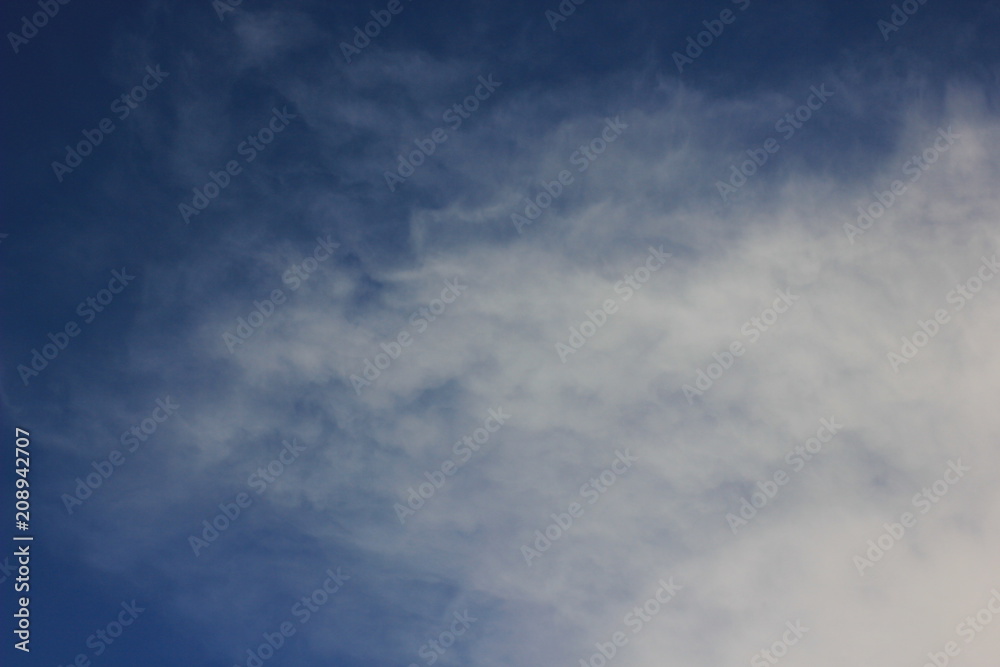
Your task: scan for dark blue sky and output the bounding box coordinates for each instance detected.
[4,1,1000,665]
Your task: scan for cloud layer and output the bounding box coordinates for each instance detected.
[5,1,1000,665]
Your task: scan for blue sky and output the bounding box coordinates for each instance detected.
[4,0,1000,665]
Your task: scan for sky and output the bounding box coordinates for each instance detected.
[3,0,1000,665]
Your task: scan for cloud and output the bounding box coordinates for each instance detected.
[23,4,1000,665]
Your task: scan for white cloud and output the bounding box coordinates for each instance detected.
[52,34,1000,666]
